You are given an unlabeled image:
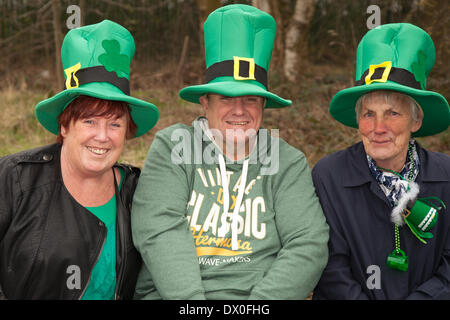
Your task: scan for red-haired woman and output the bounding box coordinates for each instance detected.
[0,20,159,299]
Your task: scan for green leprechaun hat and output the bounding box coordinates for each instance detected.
[35,20,159,138]
[404,199,437,239]
[179,4,291,108]
[403,197,446,242]
[329,23,449,137]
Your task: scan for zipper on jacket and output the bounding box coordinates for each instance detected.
[113,165,130,300]
[78,221,107,300]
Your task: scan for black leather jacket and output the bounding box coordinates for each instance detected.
[0,144,142,299]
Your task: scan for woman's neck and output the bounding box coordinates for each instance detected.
[60,149,118,207]
[375,149,409,173]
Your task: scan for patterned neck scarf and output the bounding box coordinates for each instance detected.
[367,139,420,207]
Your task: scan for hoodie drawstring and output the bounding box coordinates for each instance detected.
[217,154,249,250]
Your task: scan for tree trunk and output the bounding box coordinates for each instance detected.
[80,0,86,26]
[176,35,190,86]
[51,0,63,90]
[283,0,316,81]
[268,0,284,68]
[41,2,51,76]
[195,0,221,61]
[252,0,271,13]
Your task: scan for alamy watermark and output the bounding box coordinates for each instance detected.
[66,265,81,290]
[170,127,280,176]
[367,5,381,29]
[366,264,381,290]
[66,5,81,29]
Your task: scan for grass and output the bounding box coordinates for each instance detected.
[0,88,54,155]
[1,63,449,168]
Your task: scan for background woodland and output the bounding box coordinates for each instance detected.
[0,0,448,166]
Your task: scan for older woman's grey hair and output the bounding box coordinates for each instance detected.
[355,90,423,124]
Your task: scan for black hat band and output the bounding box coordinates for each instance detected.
[355,62,422,90]
[205,57,268,89]
[64,64,130,95]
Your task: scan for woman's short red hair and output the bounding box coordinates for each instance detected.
[56,95,137,144]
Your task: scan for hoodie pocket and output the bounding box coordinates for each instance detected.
[201,269,264,299]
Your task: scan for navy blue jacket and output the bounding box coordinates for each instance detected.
[311,142,450,300]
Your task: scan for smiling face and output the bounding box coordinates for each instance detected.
[199,94,265,158]
[57,96,135,178]
[357,91,422,171]
[60,114,127,176]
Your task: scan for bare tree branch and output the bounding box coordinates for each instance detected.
[98,0,172,12]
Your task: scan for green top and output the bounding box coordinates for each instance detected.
[82,167,124,300]
[132,118,329,300]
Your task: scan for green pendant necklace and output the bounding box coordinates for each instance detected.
[386,224,409,271]
[379,145,415,272]
[379,145,446,272]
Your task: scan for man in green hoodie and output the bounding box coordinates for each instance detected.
[131,4,329,300]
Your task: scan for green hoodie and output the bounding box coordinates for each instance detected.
[131,117,329,299]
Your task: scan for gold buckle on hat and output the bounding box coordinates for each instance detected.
[233,56,256,81]
[365,61,392,85]
[64,62,82,89]
[402,208,411,218]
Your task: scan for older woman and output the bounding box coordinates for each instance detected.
[312,23,449,299]
[0,20,159,299]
